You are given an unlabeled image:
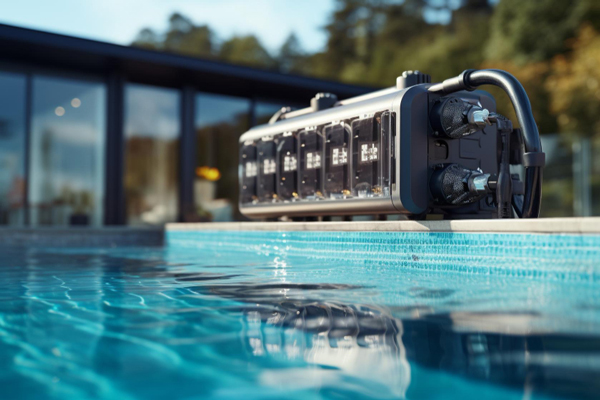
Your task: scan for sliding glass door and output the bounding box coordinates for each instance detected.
[29,76,106,226]
[124,84,180,226]
[0,72,27,226]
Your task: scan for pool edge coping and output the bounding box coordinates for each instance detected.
[166,217,600,235]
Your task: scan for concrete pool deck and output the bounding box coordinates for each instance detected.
[167,217,600,235]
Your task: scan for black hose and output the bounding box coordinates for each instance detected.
[512,195,524,218]
[429,69,544,218]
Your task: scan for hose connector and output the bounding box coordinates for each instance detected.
[430,164,492,206]
[430,97,492,139]
[428,69,477,94]
[428,69,544,218]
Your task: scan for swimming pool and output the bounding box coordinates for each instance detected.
[1,227,599,399]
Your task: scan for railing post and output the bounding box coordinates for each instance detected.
[573,137,592,217]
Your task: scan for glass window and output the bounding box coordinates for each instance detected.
[125,84,180,226]
[195,93,250,221]
[0,72,27,226]
[29,76,106,226]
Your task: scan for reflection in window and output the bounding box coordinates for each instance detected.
[29,76,106,226]
[0,72,26,226]
[125,84,180,225]
[195,93,250,221]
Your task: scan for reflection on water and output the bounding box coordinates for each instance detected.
[235,297,410,397]
[0,246,599,400]
[196,280,600,400]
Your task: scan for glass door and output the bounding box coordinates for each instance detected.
[29,76,106,226]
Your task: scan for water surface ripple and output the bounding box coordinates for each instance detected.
[0,230,599,399]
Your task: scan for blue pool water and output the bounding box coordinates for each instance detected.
[1,230,600,399]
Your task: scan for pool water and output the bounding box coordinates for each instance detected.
[1,230,600,399]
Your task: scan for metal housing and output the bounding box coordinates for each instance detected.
[239,83,498,219]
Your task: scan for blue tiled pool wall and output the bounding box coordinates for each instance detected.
[167,230,600,282]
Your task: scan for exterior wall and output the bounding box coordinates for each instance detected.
[0,62,315,227]
[0,25,372,228]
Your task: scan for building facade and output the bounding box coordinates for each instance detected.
[0,24,371,227]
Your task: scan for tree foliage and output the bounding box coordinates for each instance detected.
[219,35,275,68]
[132,1,600,137]
[278,33,308,74]
[132,13,213,58]
[546,24,600,137]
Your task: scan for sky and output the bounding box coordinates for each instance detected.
[0,0,337,53]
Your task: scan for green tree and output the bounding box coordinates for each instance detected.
[163,13,214,58]
[315,0,385,81]
[358,0,492,85]
[277,33,308,74]
[546,24,600,137]
[132,28,161,50]
[486,0,587,63]
[219,35,275,68]
[132,13,214,58]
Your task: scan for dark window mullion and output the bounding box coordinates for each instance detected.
[179,86,196,222]
[249,96,257,127]
[23,73,32,227]
[104,73,125,225]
